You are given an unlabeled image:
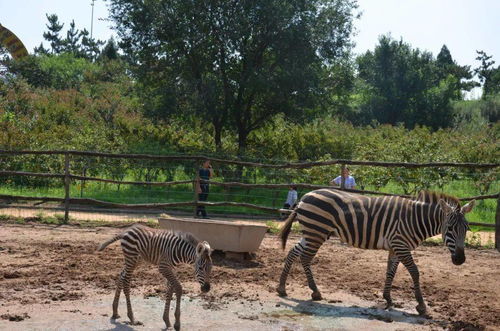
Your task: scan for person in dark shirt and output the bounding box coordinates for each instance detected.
[196,160,214,218]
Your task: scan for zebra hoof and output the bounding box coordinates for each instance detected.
[276,286,287,297]
[311,291,322,301]
[416,304,428,317]
[111,314,120,320]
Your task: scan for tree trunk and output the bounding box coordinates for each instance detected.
[213,122,223,151]
[237,129,248,156]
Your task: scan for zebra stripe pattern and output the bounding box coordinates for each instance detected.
[277,189,474,316]
[97,224,212,330]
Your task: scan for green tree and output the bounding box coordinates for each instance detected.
[33,42,50,55]
[108,0,358,153]
[436,45,476,93]
[79,28,104,61]
[356,36,464,129]
[42,14,65,54]
[63,20,81,55]
[100,37,120,61]
[475,50,500,98]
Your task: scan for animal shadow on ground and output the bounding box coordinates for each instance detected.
[211,251,261,269]
[278,297,434,326]
[106,318,136,331]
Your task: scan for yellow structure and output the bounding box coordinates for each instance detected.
[0,23,28,59]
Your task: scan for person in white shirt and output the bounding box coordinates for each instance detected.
[283,185,298,209]
[330,167,356,189]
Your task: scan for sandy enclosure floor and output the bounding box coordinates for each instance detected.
[0,223,499,330]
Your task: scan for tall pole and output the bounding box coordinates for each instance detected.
[90,0,95,39]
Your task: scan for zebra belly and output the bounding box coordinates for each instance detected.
[329,224,390,250]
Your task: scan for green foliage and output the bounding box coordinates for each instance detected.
[6,53,98,89]
[266,220,301,235]
[453,93,500,126]
[34,14,104,61]
[39,54,96,89]
[108,0,358,152]
[475,50,500,98]
[41,14,65,54]
[0,7,498,227]
[266,221,281,234]
[355,36,474,129]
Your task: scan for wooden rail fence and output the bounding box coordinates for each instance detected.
[1,150,499,250]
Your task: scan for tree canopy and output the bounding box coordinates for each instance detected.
[108,0,359,152]
[1,4,498,162]
[355,36,475,129]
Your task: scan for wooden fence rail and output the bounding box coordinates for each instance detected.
[0,150,499,250]
[1,150,499,169]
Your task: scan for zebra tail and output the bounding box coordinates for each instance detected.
[279,210,297,250]
[97,234,123,251]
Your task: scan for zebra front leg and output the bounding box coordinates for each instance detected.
[162,283,174,329]
[396,251,428,317]
[173,282,183,331]
[160,263,182,330]
[277,241,303,297]
[383,251,399,309]
[300,242,323,301]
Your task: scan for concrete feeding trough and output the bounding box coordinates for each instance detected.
[158,217,268,256]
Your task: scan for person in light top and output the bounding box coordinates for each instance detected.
[330,167,356,189]
[283,185,298,209]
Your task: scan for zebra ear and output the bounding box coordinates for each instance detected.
[202,241,212,257]
[196,242,205,256]
[461,200,475,214]
[438,199,453,214]
[196,241,211,257]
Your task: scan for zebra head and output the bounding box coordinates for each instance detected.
[438,199,475,265]
[195,241,212,292]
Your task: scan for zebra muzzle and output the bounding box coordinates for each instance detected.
[201,283,211,293]
[451,249,465,265]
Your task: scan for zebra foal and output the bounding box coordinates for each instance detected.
[277,189,475,316]
[97,224,212,330]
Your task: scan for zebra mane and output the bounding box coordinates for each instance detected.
[174,231,200,247]
[416,190,460,208]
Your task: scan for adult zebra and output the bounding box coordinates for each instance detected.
[97,224,212,330]
[276,189,475,316]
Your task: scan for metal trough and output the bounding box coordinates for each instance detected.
[158,217,268,253]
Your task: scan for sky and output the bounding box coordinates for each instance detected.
[1,0,499,98]
[353,0,500,70]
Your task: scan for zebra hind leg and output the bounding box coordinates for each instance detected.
[111,270,125,319]
[300,239,324,301]
[383,251,400,309]
[276,241,303,297]
[121,256,141,325]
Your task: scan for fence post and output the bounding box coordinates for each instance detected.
[80,166,86,198]
[495,195,500,252]
[193,160,199,218]
[64,153,71,224]
[340,164,346,189]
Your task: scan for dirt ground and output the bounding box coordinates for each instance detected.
[0,223,499,330]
